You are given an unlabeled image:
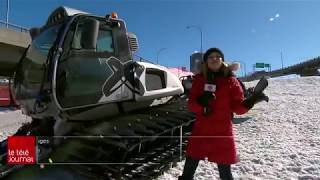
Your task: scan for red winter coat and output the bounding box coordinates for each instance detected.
[186,74,249,164]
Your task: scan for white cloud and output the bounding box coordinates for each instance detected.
[269,13,280,22]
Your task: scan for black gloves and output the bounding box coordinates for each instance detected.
[197,92,215,116]
[197,92,214,107]
[243,90,269,109]
[243,76,269,110]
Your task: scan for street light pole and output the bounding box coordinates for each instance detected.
[6,0,10,28]
[156,48,167,64]
[200,28,202,54]
[186,25,203,55]
[240,61,247,77]
[280,51,284,69]
[235,61,247,77]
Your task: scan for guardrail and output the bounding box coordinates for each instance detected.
[239,57,320,81]
[0,20,28,32]
[133,54,155,64]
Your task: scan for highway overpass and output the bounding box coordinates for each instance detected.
[0,26,31,77]
[239,57,320,82]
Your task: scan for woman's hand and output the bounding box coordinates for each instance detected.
[243,91,269,109]
[196,92,215,107]
[197,92,215,116]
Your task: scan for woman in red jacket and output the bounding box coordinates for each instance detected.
[179,48,266,180]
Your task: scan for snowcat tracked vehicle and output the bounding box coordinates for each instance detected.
[0,7,196,179]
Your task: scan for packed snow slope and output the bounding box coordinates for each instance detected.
[158,76,320,180]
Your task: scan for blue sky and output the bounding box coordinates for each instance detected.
[1,0,320,76]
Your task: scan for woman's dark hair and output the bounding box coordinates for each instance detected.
[203,48,225,62]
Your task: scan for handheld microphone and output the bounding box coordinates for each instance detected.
[203,83,216,116]
[204,83,216,93]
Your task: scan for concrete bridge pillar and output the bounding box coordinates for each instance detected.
[0,28,31,76]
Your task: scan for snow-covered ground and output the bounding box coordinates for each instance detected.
[0,108,31,141]
[158,76,320,180]
[0,77,319,179]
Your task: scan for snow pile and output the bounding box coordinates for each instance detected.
[0,109,31,141]
[270,74,301,80]
[158,76,320,180]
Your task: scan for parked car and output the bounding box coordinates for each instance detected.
[0,79,16,107]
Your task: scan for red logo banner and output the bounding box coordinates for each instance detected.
[7,136,36,164]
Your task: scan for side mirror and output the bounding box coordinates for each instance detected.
[81,18,99,50]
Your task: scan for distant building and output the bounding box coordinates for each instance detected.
[190,52,203,74]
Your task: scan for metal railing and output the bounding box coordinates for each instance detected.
[239,57,320,81]
[133,54,155,64]
[0,20,28,32]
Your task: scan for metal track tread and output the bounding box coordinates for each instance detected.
[0,98,195,180]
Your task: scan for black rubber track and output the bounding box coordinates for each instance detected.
[0,98,195,180]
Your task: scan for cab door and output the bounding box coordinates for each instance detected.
[56,18,130,109]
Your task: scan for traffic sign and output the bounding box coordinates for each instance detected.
[255,63,265,68]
